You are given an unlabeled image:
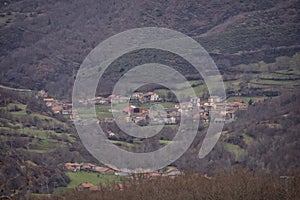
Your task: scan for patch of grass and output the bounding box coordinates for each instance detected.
[30,193,52,198]
[0,12,16,24]
[130,102,176,109]
[189,80,202,86]
[223,143,245,161]
[95,102,176,116]
[30,113,63,124]
[259,73,300,80]
[223,53,300,93]
[27,149,50,153]
[251,79,298,86]
[242,131,254,145]
[66,134,77,143]
[95,104,111,112]
[77,107,109,119]
[29,138,65,152]
[224,80,243,91]
[7,103,27,115]
[154,85,205,100]
[133,138,142,143]
[54,187,70,194]
[275,69,300,76]
[22,127,47,138]
[226,96,266,103]
[165,124,177,130]
[97,112,113,119]
[155,89,169,97]
[65,172,120,188]
[110,140,134,148]
[158,102,176,109]
[159,140,172,145]
[25,160,37,167]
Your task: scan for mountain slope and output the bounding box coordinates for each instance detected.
[0,88,96,198]
[0,0,299,97]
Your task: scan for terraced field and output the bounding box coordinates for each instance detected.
[0,102,76,153]
[153,53,300,99]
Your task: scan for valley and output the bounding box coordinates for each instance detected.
[0,0,299,199]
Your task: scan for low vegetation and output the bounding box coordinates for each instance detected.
[31,167,300,200]
[65,172,119,188]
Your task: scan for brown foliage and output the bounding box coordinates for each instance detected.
[32,167,300,200]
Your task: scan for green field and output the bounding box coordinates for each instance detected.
[0,102,75,153]
[54,172,120,194]
[6,103,27,115]
[223,143,245,161]
[130,102,176,109]
[97,112,113,119]
[66,172,120,188]
[110,140,134,148]
[226,96,266,103]
[156,53,300,100]
[242,132,254,145]
[159,140,172,145]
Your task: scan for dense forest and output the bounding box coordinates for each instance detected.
[0,0,299,97]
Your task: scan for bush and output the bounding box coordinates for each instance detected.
[31,167,300,200]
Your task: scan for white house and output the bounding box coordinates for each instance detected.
[150,93,159,101]
[208,96,222,103]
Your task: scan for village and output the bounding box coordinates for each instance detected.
[37,89,265,191]
[38,89,264,127]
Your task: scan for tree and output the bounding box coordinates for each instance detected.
[248,98,253,105]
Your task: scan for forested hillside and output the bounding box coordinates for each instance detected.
[0,0,299,97]
[0,88,96,198]
[0,0,299,199]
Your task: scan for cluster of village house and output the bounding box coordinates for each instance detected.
[65,162,181,176]
[37,90,78,119]
[83,93,252,125]
[65,162,183,191]
[38,89,264,125]
[37,91,160,120]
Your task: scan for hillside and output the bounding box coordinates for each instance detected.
[0,0,299,199]
[1,88,298,200]
[0,88,96,198]
[173,89,300,174]
[0,0,299,97]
